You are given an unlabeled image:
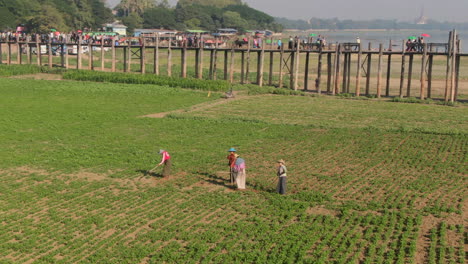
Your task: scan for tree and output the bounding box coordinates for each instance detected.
[222,11,247,31]
[122,12,143,34]
[143,7,177,29]
[116,0,155,16]
[26,4,69,33]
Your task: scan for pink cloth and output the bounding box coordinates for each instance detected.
[234,162,245,172]
[160,151,170,164]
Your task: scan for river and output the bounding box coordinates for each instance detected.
[284,29,468,52]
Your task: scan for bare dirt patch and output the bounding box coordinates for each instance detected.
[306,206,339,217]
[9,73,63,80]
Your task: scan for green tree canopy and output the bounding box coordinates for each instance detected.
[0,0,113,33]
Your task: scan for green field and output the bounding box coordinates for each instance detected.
[0,76,466,263]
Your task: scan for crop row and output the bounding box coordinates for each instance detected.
[62,70,231,91]
[1,168,437,263]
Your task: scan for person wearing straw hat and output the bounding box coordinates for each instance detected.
[158,149,171,178]
[276,159,287,195]
[227,148,237,185]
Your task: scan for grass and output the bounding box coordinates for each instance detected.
[0,77,466,263]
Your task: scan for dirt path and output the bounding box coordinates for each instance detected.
[140,91,249,118]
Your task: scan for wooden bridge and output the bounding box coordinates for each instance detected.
[0,30,464,103]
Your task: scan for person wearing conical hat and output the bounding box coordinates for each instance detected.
[227,148,237,185]
[276,159,287,195]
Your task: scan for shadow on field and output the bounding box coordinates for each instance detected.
[199,172,237,190]
[135,169,164,178]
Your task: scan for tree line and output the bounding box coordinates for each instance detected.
[0,0,113,33]
[0,0,283,34]
[115,0,283,34]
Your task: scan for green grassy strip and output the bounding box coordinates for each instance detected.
[0,64,63,76]
[62,70,231,92]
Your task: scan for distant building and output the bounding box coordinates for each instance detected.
[133,29,178,37]
[415,6,428,25]
[103,22,128,36]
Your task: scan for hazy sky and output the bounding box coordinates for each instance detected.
[242,0,468,22]
[107,0,468,22]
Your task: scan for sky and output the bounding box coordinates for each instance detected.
[107,0,468,23]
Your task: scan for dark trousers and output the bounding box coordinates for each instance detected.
[163,159,171,177]
[277,177,287,195]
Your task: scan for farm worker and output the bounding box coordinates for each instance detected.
[234,156,246,190]
[158,149,171,178]
[277,39,282,49]
[276,159,287,195]
[227,148,237,184]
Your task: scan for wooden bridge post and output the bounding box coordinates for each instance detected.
[450,32,458,103]
[304,51,310,91]
[60,43,64,68]
[317,45,323,94]
[111,36,116,72]
[64,36,69,69]
[355,43,362,96]
[342,50,348,93]
[123,45,127,72]
[48,39,53,69]
[346,52,352,92]
[399,40,406,98]
[209,49,214,80]
[88,42,93,70]
[291,40,300,90]
[195,38,200,78]
[224,49,228,80]
[246,38,251,83]
[77,36,82,69]
[278,44,284,88]
[26,37,31,65]
[154,33,159,75]
[229,47,235,83]
[420,43,428,100]
[268,51,274,86]
[444,31,453,101]
[17,39,21,65]
[257,44,265,86]
[213,39,218,80]
[141,38,146,74]
[327,52,332,94]
[6,40,11,65]
[454,40,461,101]
[427,53,433,98]
[376,43,383,98]
[386,44,392,97]
[240,50,245,84]
[37,35,42,66]
[181,40,187,78]
[100,40,105,71]
[365,43,372,95]
[0,39,2,64]
[333,44,341,95]
[407,54,414,97]
[167,37,172,76]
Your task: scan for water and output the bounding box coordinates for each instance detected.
[286,30,468,52]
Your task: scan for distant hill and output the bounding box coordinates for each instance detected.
[275,17,468,31]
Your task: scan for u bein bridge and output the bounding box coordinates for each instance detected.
[0,30,465,103]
